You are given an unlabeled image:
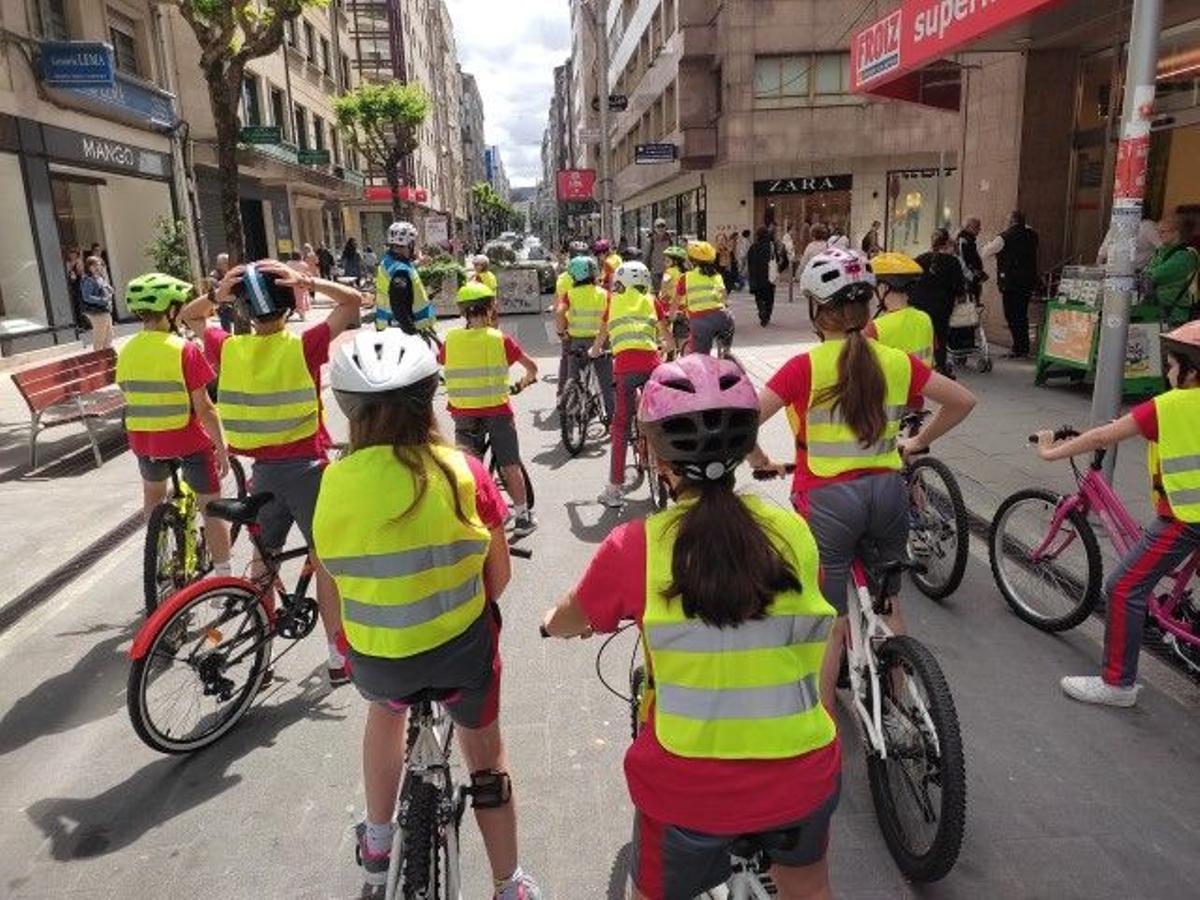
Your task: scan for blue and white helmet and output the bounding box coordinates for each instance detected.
[387,220,418,248]
[236,263,296,320]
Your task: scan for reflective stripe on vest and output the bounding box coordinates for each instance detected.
[608,290,658,355]
[660,266,682,301]
[873,307,934,364]
[217,331,319,451]
[643,495,837,759]
[801,340,911,477]
[116,331,191,432]
[313,444,490,658]
[443,327,509,409]
[684,270,724,314]
[566,284,607,338]
[1152,389,1200,522]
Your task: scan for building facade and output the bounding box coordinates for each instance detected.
[484,144,511,201]
[0,0,186,356]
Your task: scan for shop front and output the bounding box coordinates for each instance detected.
[885,167,958,256]
[619,183,706,247]
[754,174,854,239]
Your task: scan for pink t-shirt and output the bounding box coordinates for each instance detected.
[574,520,841,834]
[438,331,524,418]
[128,341,217,459]
[767,350,932,502]
[208,324,333,459]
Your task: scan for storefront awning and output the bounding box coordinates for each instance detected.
[851,0,1072,109]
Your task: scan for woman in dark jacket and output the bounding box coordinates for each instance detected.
[746,226,783,326]
[913,228,966,376]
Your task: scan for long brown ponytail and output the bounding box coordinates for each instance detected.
[812,297,887,447]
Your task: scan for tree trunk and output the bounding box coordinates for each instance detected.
[206,66,246,263]
[386,152,403,224]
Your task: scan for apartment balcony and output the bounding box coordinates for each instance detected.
[678,0,718,61]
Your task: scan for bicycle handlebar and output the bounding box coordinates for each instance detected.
[509,545,532,559]
[751,464,797,481]
[1028,426,1081,444]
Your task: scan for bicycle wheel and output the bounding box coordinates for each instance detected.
[560,383,588,456]
[907,457,970,600]
[400,778,439,897]
[630,665,646,740]
[625,433,648,494]
[143,502,189,616]
[227,456,248,545]
[866,635,966,883]
[127,583,272,754]
[988,488,1101,632]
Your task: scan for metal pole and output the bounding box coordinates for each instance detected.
[592,0,613,240]
[935,148,946,232]
[1090,0,1162,481]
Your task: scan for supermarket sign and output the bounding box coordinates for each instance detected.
[852,0,1067,93]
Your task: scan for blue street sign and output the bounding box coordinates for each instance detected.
[40,41,115,87]
[51,70,179,131]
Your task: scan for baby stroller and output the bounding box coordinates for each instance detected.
[947,292,992,373]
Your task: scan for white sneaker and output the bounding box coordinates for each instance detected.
[1060,675,1140,707]
[597,484,626,508]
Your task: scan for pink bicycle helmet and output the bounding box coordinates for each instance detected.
[593,238,611,255]
[638,355,760,482]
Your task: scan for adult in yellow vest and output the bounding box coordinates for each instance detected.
[442,282,539,537]
[183,259,365,686]
[749,248,977,706]
[1035,320,1200,708]
[554,255,615,421]
[673,240,733,356]
[866,251,935,366]
[117,272,231,577]
[375,220,436,337]
[543,354,841,900]
[315,328,543,899]
[591,261,674,507]
[471,253,499,296]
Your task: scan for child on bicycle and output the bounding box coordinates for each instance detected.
[441,282,539,537]
[184,260,364,685]
[542,354,841,900]
[673,240,732,355]
[1035,320,1200,707]
[555,255,615,423]
[592,261,673,508]
[313,328,541,900]
[748,249,976,706]
[865,252,935,367]
[116,273,232,576]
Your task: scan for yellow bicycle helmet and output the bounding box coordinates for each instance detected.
[871,252,924,289]
[686,240,716,264]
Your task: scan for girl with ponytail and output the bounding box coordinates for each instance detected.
[748,248,976,706]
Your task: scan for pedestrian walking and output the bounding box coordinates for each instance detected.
[736,229,752,290]
[80,254,115,350]
[716,232,734,288]
[341,237,363,286]
[747,226,779,326]
[287,251,312,320]
[317,241,334,280]
[861,221,882,257]
[361,245,378,281]
[799,224,830,273]
[956,218,987,304]
[1142,214,1199,326]
[913,228,966,376]
[65,248,85,327]
[644,217,672,283]
[781,224,797,284]
[209,252,237,333]
[982,210,1040,358]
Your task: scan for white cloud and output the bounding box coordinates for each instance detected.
[445,0,570,187]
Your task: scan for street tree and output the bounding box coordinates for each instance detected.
[470,181,522,241]
[166,0,327,262]
[335,82,430,222]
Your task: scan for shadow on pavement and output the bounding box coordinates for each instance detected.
[0,621,139,757]
[0,426,127,484]
[564,500,626,546]
[25,670,346,861]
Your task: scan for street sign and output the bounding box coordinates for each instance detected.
[577,128,601,143]
[39,41,114,88]
[635,143,678,164]
[556,169,596,201]
[591,94,629,112]
[297,148,330,165]
[240,125,282,145]
[425,215,448,245]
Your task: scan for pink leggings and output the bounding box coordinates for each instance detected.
[610,370,652,484]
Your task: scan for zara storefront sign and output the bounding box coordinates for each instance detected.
[41,124,169,179]
[753,174,853,196]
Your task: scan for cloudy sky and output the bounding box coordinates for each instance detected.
[445,0,571,187]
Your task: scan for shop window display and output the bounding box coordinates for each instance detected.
[885,169,957,258]
[0,154,48,336]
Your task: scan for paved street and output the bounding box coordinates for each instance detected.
[3,298,1200,899]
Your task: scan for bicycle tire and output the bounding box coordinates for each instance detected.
[606,843,634,900]
[143,503,188,616]
[988,488,1101,632]
[560,383,588,456]
[488,453,536,511]
[866,635,966,883]
[630,665,645,740]
[228,456,248,545]
[400,778,439,898]
[625,433,648,493]
[907,457,970,601]
[127,583,272,753]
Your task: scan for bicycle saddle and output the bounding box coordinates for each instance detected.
[205,492,275,524]
[384,687,462,712]
[729,826,801,860]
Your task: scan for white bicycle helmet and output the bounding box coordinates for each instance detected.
[331,328,439,420]
[387,220,418,248]
[800,248,876,306]
[613,260,653,294]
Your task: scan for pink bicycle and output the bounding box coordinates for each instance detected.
[987,427,1200,673]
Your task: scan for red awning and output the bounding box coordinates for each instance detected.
[851,0,1071,107]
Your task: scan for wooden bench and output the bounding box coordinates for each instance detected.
[11,348,125,469]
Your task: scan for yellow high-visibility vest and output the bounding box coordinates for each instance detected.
[218,331,319,452]
[1150,388,1200,523]
[117,331,192,433]
[873,306,934,365]
[608,290,658,355]
[314,444,491,658]
[443,327,510,410]
[377,257,434,332]
[683,270,724,315]
[565,283,607,339]
[660,265,683,302]
[643,495,836,759]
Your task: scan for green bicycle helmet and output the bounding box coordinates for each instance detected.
[126,272,194,313]
[663,245,687,262]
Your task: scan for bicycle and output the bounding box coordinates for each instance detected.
[468,382,535,511]
[901,412,969,600]
[988,428,1200,672]
[143,455,247,616]
[560,347,608,455]
[623,384,670,510]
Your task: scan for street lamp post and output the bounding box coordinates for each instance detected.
[584,0,613,240]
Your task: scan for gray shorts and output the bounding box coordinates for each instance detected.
[802,471,909,615]
[348,608,501,729]
[454,414,520,468]
[631,782,839,899]
[137,450,220,496]
[687,310,734,355]
[250,458,325,550]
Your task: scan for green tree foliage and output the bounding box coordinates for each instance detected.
[470,181,522,241]
[145,217,193,281]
